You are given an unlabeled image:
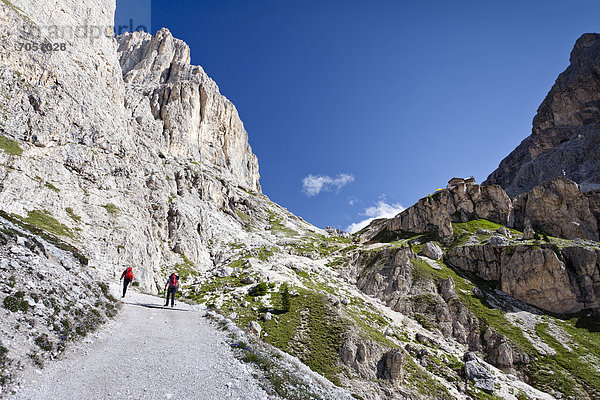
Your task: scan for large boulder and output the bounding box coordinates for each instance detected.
[489,236,509,247]
[420,242,443,260]
[376,349,406,386]
[464,360,495,394]
[445,244,503,281]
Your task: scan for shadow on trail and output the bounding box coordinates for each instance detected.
[126,302,190,312]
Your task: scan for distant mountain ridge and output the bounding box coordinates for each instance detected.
[484,33,600,197]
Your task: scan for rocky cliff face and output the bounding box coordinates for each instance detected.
[0,0,261,292]
[379,183,512,241]
[116,29,260,192]
[484,33,600,196]
[512,177,599,240]
[360,177,600,315]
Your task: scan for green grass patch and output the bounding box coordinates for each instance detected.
[422,260,535,355]
[260,290,349,384]
[0,134,23,156]
[249,282,268,297]
[23,209,74,238]
[235,209,253,231]
[3,291,28,313]
[532,322,600,398]
[450,219,518,248]
[256,246,276,261]
[102,203,119,215]
[173,253,195,281]
[184,275,249,303]
[267,209,298,236]
[404,356,454,399]
[410,257,435,282]
[346,304,395,347]
[44,182,59,192]
[65,207,81,223]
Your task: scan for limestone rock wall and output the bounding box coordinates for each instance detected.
[445,243,600,314]
[512,177,599,241]
[117,29,260,193]
[0,1,262,292]
[361,183,512,242]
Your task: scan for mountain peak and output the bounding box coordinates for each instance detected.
[485,32,600,196]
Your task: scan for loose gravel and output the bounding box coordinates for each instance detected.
[9,287,271,400]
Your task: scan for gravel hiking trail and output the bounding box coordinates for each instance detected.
[9,287,270,400]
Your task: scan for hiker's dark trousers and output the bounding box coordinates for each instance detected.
[122,278,132,297]
[166,287,176,306]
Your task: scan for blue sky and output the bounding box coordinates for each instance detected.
[117,1,600,231]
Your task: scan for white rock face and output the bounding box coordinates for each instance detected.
[0,1,261,292]
[116,29,260,192]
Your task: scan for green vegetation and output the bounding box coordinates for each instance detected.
[410,258,435,282]
[34,334,53,352]
[44,182,60,192]
[239,346,325,400]
[173,253,194,280]
[347,310,395,347]
[29,351,43,368]
[257,246,276,261]
[423,260,534,354]
[0,134,23,156]
[532,322,600,398]
[184,274,249,304]
[267,209,298,236]
[0,343,11,386]
[65,207,81,223]
[3,291,28,313]
[280,283,291,312]
[259,291,349,384]
[235,209,252,226]
[249,282,268,297]
[23,209,74,238]
[439,229,600,398]
[0,211,87,265]
[516,389,530,400]
[450,219,505,248]
[404,357,454,399]
[102,203,119,215]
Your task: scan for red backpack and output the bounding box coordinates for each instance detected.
[125,267,133,280]
[169,274,178,288]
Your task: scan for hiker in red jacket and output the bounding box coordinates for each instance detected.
[164,273,179,307]
[120,266,133,298]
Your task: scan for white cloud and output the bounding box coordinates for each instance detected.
[346,200,404,234]
[302,173,354,197]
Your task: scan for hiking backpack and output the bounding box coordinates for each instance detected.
[169,274,178,288]
[125,267,133,280]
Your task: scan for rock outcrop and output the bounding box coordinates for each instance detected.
[512,177,599,240]
[343,247,531,377]
[116,29,260,192]
[365,176,600,244]
[484,33,600,196]
[445,243,600,314]
[365,183,512,242]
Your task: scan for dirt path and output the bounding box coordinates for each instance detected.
[9,287,270,400]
